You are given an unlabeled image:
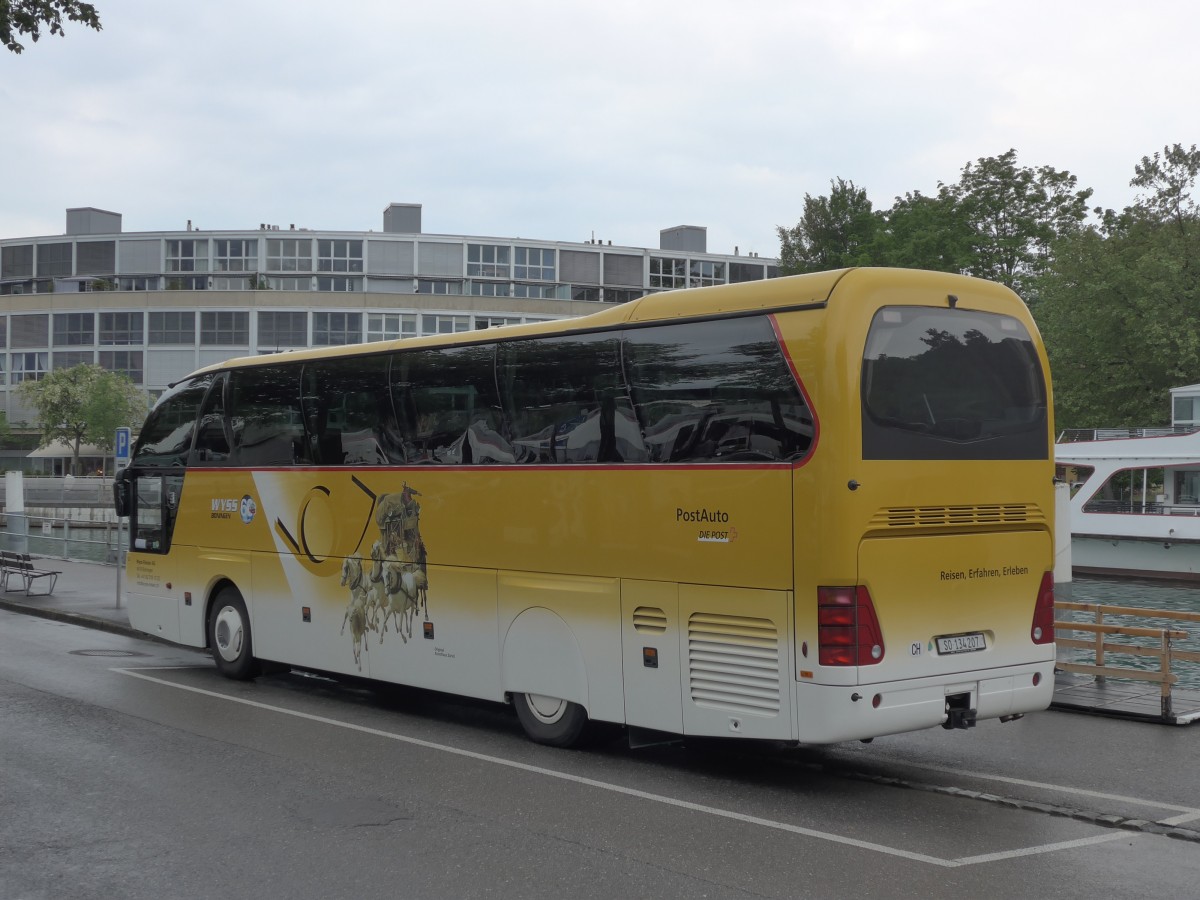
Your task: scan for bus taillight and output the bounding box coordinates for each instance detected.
[818,586,885,666]
[1031,571,1055,645]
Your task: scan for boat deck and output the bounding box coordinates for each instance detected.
[1052,671,1200,725]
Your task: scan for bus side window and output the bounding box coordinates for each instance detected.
[301,355,400,466]
[498,334,646,464]
[229,364,307,467]
[623,317,814,463]
[190,374,231,466]
[391,345,510,464]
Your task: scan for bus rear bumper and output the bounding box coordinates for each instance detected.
[793,661,1056,745]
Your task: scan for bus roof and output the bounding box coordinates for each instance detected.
[184,266,1019,378]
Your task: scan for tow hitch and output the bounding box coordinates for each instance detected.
[942,692,977,730]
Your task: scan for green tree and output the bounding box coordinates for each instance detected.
[1036,144,1200,428]
[950,149,1093,303]
[17,363,146,475]
[2,0,100,53]
[871,187,976,274]
[777,178,882,274]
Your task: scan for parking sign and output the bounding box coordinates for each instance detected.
[115,426,132,469]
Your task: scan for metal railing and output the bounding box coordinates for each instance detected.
[1055,601,1200,720]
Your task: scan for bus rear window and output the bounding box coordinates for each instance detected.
[861,306,1047,461]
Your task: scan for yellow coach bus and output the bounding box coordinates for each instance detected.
[115,267,1057,747]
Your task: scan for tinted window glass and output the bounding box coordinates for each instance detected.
[499,333,647,463]
[623,317,813,463]
[301,356,402,465]
[228,365,306,466]
[191,375,231,466]
[861,307,1048,460]
[391,344,510,464]
[132,374,212,467]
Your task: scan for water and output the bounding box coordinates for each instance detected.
[1063,576,1200,689]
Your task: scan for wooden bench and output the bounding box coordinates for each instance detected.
[0,550,61,596]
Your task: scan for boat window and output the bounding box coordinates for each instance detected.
[1081,467,1165,514]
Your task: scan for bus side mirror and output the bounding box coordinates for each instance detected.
[113,470,131,517]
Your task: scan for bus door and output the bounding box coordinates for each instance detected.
[122,469,188,643]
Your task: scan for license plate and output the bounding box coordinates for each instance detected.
[936,632,986,655]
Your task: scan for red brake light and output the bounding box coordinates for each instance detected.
[818,585,885,666]
[1031,571,1055,645]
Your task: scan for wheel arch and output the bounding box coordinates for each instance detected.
[501,607,589,711]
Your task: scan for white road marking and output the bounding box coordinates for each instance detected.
[113,667,1174,867]
[870,759,1200,819]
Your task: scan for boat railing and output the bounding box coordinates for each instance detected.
[1054,601,1200,722]
[1058,426,1200,443]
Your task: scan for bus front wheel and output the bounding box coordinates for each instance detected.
[209,588,259,681]
[512,692,589,747]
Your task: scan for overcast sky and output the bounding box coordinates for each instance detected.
[2,0,1197,257]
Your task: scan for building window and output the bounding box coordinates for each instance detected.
[0,317,6,348]
[257,311,308,349]
[312,312,362,346]
[690,260,725,287]
[421,314,469,335]
[11,352,47,383]
[366,313,417,342]
[266,238,312,272]
[467,244,510,278]
[0,355,6,386]
[81,278,117,292]
[53,350,93,369]
[317,239,364,273]
[475,316,521,329]
[513,283,563,299]
[212,276,251,290]
[649,257,686,290]
[166,276,208,290]
[729,262,765,283]
[417,280,460,295]
[571,286,601,302]
[166,239,209,273]
[200,311,249,346]
[604,288,643,304]
[514,247,555,281]
[214,239,258,273]
[148,311,195,345]
[99,350,144,383]
[100,312,144,345]
[469,281,511,297]
[119,276,160,291]
[53,313,95,347]
[315,276,361,292]
[36,242,72,277]
[268,276,311,291]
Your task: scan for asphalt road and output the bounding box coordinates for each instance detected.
[3,609,1199,900]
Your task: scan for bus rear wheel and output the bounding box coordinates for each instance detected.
[209,588,259,680]
[512,692,589,747]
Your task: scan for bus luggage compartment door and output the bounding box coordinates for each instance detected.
[621,580,683,735]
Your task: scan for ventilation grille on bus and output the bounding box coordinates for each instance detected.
[687,613,780,716]
[633,606,668,635]
[870,504,1045,530]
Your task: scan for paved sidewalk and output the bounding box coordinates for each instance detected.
[0,556,135,639]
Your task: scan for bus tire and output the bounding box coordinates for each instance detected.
[209,588,259,681]
[512,692,589,747]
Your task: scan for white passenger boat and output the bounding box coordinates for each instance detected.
[1056,427,1200,580]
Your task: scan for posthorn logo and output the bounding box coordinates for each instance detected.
[239,495,257,525]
